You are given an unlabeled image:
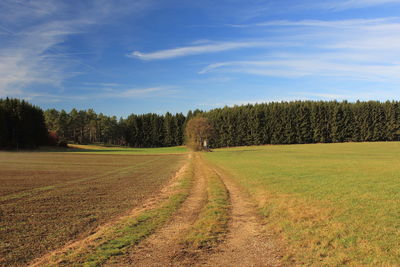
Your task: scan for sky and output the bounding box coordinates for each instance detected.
[1,0,400,117]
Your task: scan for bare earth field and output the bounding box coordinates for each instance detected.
[14,153,282,266]
[4,142,397,266]
[0,152,185,266]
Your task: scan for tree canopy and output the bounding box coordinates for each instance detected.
[3,98,400,149]
[185,117,214,151]
[0,98,48,149]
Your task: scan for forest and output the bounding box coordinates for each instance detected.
[0,98,48,149]
[43,108,189,147]
[1,98,400,149]
[206,100,400,147]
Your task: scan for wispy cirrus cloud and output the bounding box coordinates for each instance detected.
[228,17,399,29]
[129,41,275,60]
[199,58,400,82]
[10,85,178,104]
[298,92,348,99]
[294,90,399,101]
[104,86,177,98]
[0,0,155,100]
[199,17,400,85]
[77,82,177,98]
[322,0,400,10]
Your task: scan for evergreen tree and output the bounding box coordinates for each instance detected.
[33,99,400,149]
[0,98,48,149]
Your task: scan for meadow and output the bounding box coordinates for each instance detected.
[2,142,399,266]
[0,148,186,266]
[205,142,400,265]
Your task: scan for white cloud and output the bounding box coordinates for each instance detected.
[129,41,272,60]
[323,0,400,10]
[0,85,177,103]
[63,86,178,101]
[107,86,176,98]
[199,17,400,84]
[200,58,400,82]
[0,0,155,100]
[230,17,399,29]
[295,92,350,100]
[294,90,399,101]
[0,22,87,96]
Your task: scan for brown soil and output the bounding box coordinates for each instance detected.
[108,155,282,267]
[26,153,282,267]
[107,153,208,266]
[192,166,283,267]
[29,155,190,267]
[0,152,185,266]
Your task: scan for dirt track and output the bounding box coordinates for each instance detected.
[108,154,208,266]
[193,166,282,267]
[110,154,282,266]
[30,153,282,266]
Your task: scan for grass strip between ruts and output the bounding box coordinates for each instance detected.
[184,157,230,249]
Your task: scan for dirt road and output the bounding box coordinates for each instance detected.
[110,154,282,266]
[30,153,282,266]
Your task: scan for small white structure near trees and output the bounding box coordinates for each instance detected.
[185,117,214,151]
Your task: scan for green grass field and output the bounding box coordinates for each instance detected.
[204,142,400,265]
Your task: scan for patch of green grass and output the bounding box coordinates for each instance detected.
[82,193,188,267]
[185,157,229,248]
[58,160,194,267]
[205,142,400,266]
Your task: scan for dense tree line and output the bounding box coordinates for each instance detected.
[205,101,400,147]
[0,98,48,149]
[3,98,400,149]
[44,109,186,147]
[122,112,186,147]
[44,108,124,145]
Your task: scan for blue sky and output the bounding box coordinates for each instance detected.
[1,0,400,117]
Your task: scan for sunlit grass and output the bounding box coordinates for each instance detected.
[205,142,400,265]
[184,155,229,248]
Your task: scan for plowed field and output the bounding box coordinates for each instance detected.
[0,152,185,266]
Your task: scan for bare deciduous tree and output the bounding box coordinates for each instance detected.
[185,117,214,151]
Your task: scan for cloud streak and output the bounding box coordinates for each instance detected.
[229,17,399,29]
[0,85,177,103]
[129,41,273,60]
[0,0,155,100]
[199,59,400,82]
[199,17,400,84]
[104,86,177,98]
[323,0,400,10]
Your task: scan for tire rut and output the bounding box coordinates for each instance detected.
[34,154,282,267]
[108,154,208,266]
[193,165,283,267]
